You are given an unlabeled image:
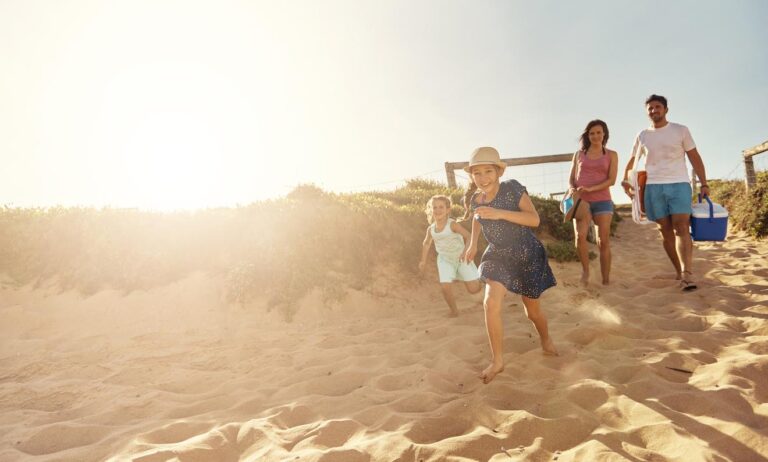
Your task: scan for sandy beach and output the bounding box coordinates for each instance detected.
[1,217,767,461]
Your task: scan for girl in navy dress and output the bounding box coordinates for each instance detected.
[462,147,558,384]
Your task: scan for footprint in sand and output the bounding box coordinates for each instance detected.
[404,416,473,444]
[137,421,213,444]
[17,424,112,456]
[290,419,363,450]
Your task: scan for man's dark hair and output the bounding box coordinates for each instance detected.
[645,94,668,108]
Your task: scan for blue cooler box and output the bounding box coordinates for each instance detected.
[690,195,728,241]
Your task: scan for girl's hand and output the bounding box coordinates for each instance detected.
[576,186,591,193]
[474,206,504,220]
[462,246,477,264]
[418,261,426,272]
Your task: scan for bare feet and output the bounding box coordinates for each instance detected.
[447,309,459,318]
[580,272,589,287]
[602,278,610,286]
[479,362,504,384]
[541,337,559,356]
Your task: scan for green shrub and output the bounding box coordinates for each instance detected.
[707,171,768,239]
[545,241,597,262]
[0,180,609,318]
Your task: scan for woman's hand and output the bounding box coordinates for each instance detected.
[621,180,634,199]
[576,185,592,193]
[474,206,505,220]
[418,260,426,273]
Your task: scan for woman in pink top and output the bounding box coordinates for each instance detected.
[567,119,619,286]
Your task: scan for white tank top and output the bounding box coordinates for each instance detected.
[430,219,465,260]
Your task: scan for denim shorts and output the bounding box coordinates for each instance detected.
[589,200,614,216]
[644,182,693,222]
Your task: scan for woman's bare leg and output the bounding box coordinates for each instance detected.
[593,213,613,285]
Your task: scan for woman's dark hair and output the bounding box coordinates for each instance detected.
[579,119,609,151]
[645,94,668,108]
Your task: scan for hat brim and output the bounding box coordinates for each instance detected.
[463,161,507,173]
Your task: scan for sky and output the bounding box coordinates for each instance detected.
[1,0,767,210]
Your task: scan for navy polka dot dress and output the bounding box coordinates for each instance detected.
[472,179,556,299]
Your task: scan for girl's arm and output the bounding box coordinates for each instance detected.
[418,228,433,272]
[578,150,619,192]
[450,221,471,242]
[474,192,540,228]
[462,217,481,263]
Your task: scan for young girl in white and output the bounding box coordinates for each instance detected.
[419,195,482,317]
[462,147,558,384]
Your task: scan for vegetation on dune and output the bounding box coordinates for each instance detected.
[706,171,768,239]
[0,179,621,320]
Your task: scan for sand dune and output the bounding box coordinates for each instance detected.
[1,218,767,461]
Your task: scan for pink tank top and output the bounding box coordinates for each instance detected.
[575,149,612,202]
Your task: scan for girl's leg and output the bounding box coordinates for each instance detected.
[440,283,459,317]
[521,295,558,356]
[573,209,593,286]
[464,279,482,294]
[480,280,507,383]
[593,213,613,285]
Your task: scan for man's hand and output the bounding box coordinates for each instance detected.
[700,184,710,197]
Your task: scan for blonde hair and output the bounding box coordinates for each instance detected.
[425,195,452,224]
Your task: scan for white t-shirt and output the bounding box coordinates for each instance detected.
[630,122,696,184]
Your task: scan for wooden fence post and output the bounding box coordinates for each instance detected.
[744,156,756,193]
[691,168,698,193]
[743,140,767,193]
[444,162,457,189]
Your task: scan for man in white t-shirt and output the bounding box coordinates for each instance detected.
[620,94,709,291]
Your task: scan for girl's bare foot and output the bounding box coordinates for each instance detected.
[447,309,459,318]
[580,272,589,287]
[479,362,504,384]
[602,278,610,285]
[541,337,559,356]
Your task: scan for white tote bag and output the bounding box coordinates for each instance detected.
[629,151,651,225]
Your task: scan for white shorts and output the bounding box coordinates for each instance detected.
[437,255,480,283]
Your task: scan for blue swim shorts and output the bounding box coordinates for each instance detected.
[644,182,693,222]
[589,200,614,217]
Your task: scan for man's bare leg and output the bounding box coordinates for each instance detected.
[671,213,696,290]
[656,217,682,279]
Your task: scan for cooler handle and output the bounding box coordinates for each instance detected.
[697,193,714,222]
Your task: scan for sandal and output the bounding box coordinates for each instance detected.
[680,271,698,292]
